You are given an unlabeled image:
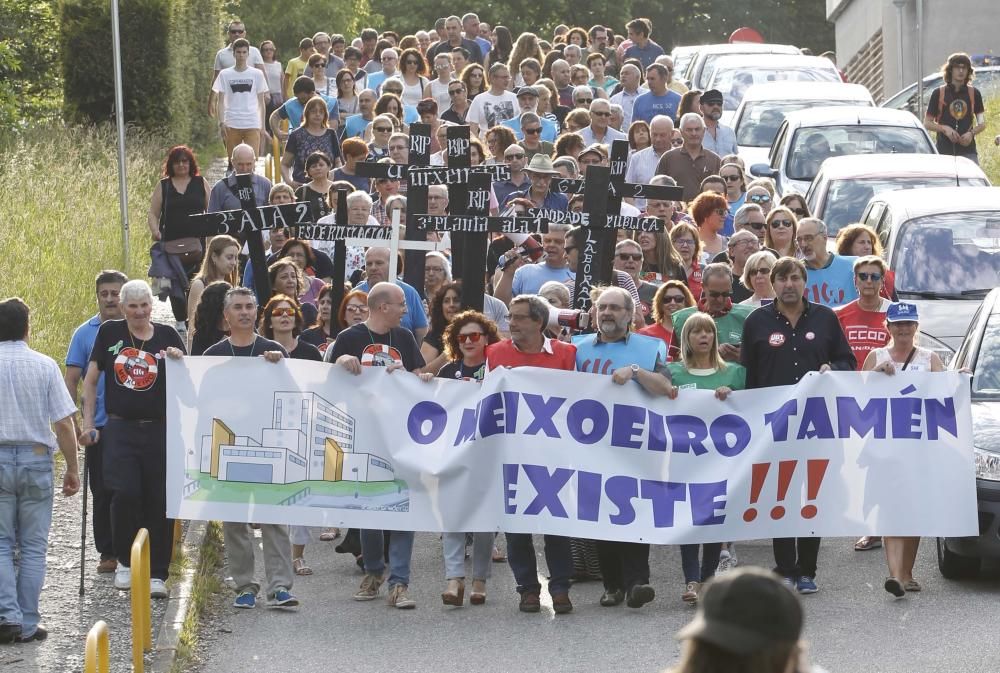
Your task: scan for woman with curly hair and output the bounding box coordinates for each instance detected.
[485,126,517,163]
[553,131,585,159]
[565,27,589,49]
[419,282,462,374]
[390,47,429,106]
[509,33,544,87]
[190,281,232,356]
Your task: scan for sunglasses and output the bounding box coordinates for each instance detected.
[524,127,542,135]
[662,294,687,304]
[769,219,793,228]
[505,152,525,159]
[312,62,328,67]
[576,98,593,104]
[791,207,808,217]
[750,267,772,276]
[374,126,392,132]
[270,307,297,317]
[592,110,611,117]
[671,138,684,146]
[747,222,766,230]
[722,174,741,182]
[857,272,883,282]
[457,332,485,343]
[616,253,642,261]
[706,290,732,299]
[748,194,771,204]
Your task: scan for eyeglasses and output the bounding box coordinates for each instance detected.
[769,219,793,228]
[344,305,369,314]
[457,332,485,343]
[505,152,525,159]
[706,290,732,299]
[791,207,808,217]
[270,307,297,317]
[857,272,883,282]
[747,221,766,230]
[673,238,695,247]
[616,253,642,261]
[750,267,772,276]
[662,294,687,304]
[671,138,684,146]
[576,98,593,104]
[524,127,542,135]
[374,126,392,132]
[404,59,418,65]
[722,174,741,182]
[592,110,611,117]
[748,194,771,204]
[448,88,465,95]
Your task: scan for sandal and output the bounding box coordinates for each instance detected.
[854,536,882,551]
[491,545,506,563]
[903,579,921,592]
[293,557,313,576]
[319,528,341,542]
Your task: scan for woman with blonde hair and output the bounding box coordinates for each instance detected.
[508,33,544,86]
[185,235,240,350]
[764,206,799,258]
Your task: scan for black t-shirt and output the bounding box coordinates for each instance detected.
[203,335,288,358]
[323,322,425,371]
[312,249,336,280]
[423,329,444,354]
[90,320,186,420]
[437,360,487,382]
[289,340,323,361]
[926,84,985,155]
[300,326,333,354]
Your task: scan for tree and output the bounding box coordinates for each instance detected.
[0,0,61,130]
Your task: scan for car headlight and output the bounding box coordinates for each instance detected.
[975,447,1000,481]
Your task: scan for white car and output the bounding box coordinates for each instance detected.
[806,153,990,237]
[684,42,801,90]
[670,45,701,85]
[733,82,874,166]
[749,106,936,197]
[706,55,842,126]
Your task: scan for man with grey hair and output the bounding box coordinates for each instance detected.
[722,230,760,302]
[655,112,721,202]
[367,47,400,93]
[580,98,627,145]
[485,294,577,614]
[797,217,858,307]
[608,103,624,131]
[733,203,767,247]
[670,262,754,361]
[571,285,670,609]
[625,114,674,210]
[571,85,594,108]
[610,63,646,128]
[564,43,583,67]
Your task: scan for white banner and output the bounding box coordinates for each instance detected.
[166,358,978,543]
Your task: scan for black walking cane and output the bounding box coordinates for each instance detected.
[79,434,93,596]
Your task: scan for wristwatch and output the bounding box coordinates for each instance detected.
[630,364,640,376]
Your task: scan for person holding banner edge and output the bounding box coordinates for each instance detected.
[740,257,856,594]
[573,286,671,609]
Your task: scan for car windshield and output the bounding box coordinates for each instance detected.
[893,211,1000,295]
[820,177,990,235]
[674,52,697,80]
[786,125,932,181]
[972,311,1000,398]
[736,100,867,147]
[883,69,1000,117]
[711,68,839,111]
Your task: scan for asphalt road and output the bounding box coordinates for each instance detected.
[194,533,1000,673]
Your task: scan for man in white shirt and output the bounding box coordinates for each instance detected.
[625,115,674,210]
[211,38,268,158]
[467,63,518,139]
[210,20,264,116]
[579,99,628,145]
[610,64,646,128]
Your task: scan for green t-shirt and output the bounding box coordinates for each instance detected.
[667,362,747,391]
[671,304,754,345]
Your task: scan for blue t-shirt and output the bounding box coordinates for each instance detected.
[332,168,371,192]
[66,315,107,427]
[805,254,858,308]
[342,114,371,140]
[278,94,339,130]
[511,262,574,296]
[355,278,429,335]
[573,332,666,376]
[623,41,666,69]
[631,90,682,124]
[501,188,568,211]
[502,116,558,143]
[724,193,746,237]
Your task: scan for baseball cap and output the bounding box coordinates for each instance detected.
[886,302,919,323]
[701,89,724,105]
[676,567,803,655]
[577,143,608,161]
[516,86,539,98]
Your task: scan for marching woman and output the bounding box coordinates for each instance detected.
[862,302,944,598]
[667,312,746,604]
[638,280,696,360]
[419,282,462,374]
[434,311,502,605]
[184,235,240,351]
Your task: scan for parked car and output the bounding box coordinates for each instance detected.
[937,286,1000,578]
[749,106,936,196]
[706,55,841,125]
[670,45,701,84]
[857,186,1000,358]
[882,65,1000,119]
[733,82,874,166]
[806,154,990,237]
[683,42,800,90]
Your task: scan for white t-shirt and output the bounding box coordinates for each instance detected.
[386,75,429,107]
[261,62,282,96]
[212,66,269,129]
[467,90,519,136]
[214,45,264,70]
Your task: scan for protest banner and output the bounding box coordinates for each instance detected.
[166,359,977,544]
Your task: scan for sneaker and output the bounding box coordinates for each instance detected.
[551,592,573,614]
[353,573,383,601]
[387,584,416,609]
[781,576,795,590]
[716,550,736,575]
[114,566,131,590]
[96,557,118,574]
[233,591,256,609]
[681,581,700,604]
[599,589,624,607]
[626,584,655,608]
[150,579,168,598]
[518,591,541,613]
[268,588,299,608]
[796,576,819,594]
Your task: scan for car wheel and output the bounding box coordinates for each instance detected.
[936,537,981,579]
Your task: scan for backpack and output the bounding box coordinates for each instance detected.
[932,83,975,123]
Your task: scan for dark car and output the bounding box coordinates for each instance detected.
[938,287,1000,578]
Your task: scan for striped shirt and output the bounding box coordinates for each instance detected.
[0,341,77,450]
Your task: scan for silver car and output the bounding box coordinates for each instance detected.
[683,42,800,90]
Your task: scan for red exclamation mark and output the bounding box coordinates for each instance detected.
[770,460,797,520]
[743,463,770,522]
[800,459,829,519]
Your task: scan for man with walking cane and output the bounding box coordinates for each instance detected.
[65,271,128,587]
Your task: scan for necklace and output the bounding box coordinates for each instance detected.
[128,325,149,353]
[229,336,259,357]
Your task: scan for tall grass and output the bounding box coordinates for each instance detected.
[0,124,169,361]
[981,96,1000,185]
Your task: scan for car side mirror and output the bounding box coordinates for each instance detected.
[749,163,776,179]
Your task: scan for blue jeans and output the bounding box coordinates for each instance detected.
[505,533,572,596]
[0,445,55,637]
[361,529,414,588]
[680,543,723,584]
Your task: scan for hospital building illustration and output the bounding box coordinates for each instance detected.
[195,392,395,485]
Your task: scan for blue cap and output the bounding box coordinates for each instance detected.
[886,302,919,323]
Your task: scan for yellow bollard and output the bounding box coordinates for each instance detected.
[130,528,152,673]
[84,620,110,673]
[272,134,281,183]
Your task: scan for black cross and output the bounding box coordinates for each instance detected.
[185,174,313,302]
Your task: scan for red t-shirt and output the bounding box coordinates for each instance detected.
[835,298,891,371]
[486,338,577,371]
[637,322,680,361]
